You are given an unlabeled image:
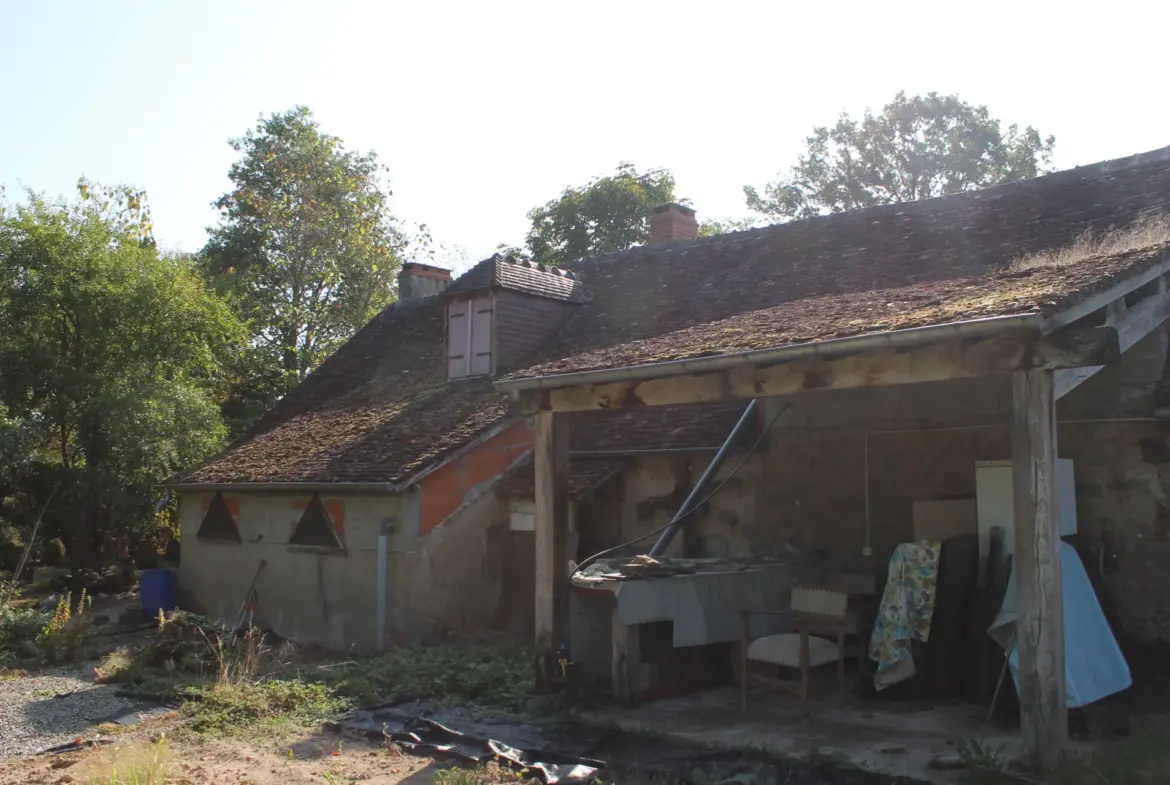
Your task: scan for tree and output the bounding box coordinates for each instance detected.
[744,91,1056,221]
[525,163,676,267]
[202,106,405,388]
[0,188,242,567]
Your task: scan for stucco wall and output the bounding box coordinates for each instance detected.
[178,491,399,650]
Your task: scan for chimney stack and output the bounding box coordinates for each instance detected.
[397,263,453,302]
[648,202,698,245]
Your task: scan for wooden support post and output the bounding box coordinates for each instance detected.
[534,410,569,687]
[1011,369,1067,770]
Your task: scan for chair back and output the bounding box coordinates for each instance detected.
[791,586,848,619]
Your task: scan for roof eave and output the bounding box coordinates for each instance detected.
[164,481,401,493]
[494,312,1044,395]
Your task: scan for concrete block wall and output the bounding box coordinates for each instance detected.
[178,491,398,651]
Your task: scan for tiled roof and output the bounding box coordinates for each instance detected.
[186,145,1170,485]
[443,254,586,303]
[510,245,1170,377]
[503,146,1170,379]
[184,296,511,485]
[571,403,748,452]
[496,459,629,500]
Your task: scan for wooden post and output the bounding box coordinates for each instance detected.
[534,410,569,686]
[1011,369,1067,769]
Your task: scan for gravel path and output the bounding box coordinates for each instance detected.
[0,666,153,757]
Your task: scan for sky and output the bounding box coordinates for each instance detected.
[3,0,1170,272]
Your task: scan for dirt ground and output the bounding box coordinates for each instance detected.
[0,715,445,785]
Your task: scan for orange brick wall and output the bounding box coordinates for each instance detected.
[419,421,534,535]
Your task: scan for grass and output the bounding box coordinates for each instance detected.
[1011,213,1170,271]
[80,737,169,785]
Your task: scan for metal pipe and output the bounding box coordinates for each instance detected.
[496,313,1040,395]
[376,523,390,650]
[648,399,760,557]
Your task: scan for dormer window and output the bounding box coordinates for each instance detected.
[447,295,493,378]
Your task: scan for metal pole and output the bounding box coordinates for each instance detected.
[376,523,390,650]
[648,400,759,557]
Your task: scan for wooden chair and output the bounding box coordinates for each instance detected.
[739,579,874,715]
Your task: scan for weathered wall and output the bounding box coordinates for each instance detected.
[418,421,533,535]
[495,290,574,372]
[403,485,515,638]
[178,491,399,650]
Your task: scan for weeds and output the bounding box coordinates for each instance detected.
[81,737,169,785]
[38,589,94,663]
[1011,213,1170,271]
[182,680,345,732]
[432,760,533,784]
[310,644,535,711]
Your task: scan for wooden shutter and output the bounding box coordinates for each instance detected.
[470,295,493,376]
[447,299,470,378]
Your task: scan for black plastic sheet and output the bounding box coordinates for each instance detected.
[335,705,601,783]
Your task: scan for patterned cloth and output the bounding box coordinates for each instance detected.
[869,540,942,691]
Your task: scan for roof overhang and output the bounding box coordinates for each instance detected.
[164,482,400,493]
[496,255,1170,414]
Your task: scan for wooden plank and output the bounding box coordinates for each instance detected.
[1054,289,1170,398]
[533,411,569,678]
[1011,369,1067,770]
[520,329,1119,414]
[1042,256,1170,331]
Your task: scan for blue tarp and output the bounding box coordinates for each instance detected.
[989,541,1131,708]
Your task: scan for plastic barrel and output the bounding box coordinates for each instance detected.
[140,568,177,618]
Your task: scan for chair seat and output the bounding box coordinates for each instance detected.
[746,633,840,669]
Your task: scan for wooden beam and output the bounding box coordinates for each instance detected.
[1055,287,1170,398]
[520,329,1119,414]
[1042,257,1170,332]
[1011,369,1067,770]
[533,411,569,681]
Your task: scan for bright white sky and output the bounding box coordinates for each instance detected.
[3,0,1169,272]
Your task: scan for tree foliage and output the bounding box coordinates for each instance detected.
[202,106,405,390]
[524,163,676,267]
[744,92,1056,221]
[0,189,242,567]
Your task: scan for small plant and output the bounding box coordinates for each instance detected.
[956,738,1014,785]
[37,589,94,663]
[82,736,168,785]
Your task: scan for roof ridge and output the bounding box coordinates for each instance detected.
[573,143,1170,270]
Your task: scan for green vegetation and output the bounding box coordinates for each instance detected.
[744,91,1056,221]
[95,612,537,735]
[81,737,169,785]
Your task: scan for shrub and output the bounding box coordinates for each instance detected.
[0,583,46,664]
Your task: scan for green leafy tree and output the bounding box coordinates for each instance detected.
[202,106,405,389]
[0,189,243,567]
[525,163,676,267]
[744,91,1056,221]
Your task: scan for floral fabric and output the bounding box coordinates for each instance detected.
[868,540,941,691]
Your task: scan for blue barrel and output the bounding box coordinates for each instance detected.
[140,568,177,617]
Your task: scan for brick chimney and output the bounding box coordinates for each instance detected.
[397,263,453,302]
[648,202,698,245]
